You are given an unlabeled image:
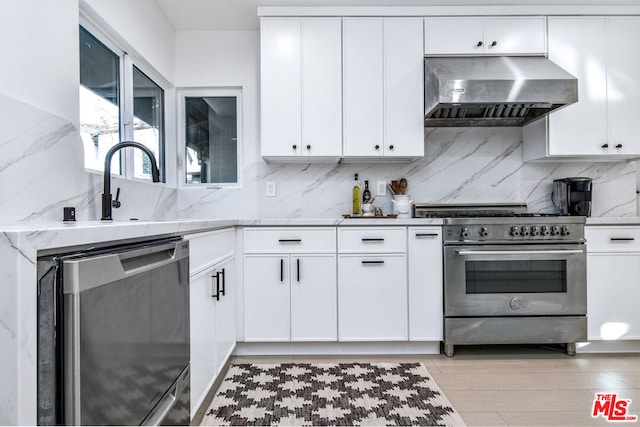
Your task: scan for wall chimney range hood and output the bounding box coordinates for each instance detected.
[424,57,578,127]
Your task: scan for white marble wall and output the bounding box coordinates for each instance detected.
[2,90,636,226]
[0,94,178,225]
[178,127,638,219]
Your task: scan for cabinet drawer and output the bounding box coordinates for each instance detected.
[338,227,406,253]
[244,227,336,253]
[186,228,235,274]
[586,226,640,252]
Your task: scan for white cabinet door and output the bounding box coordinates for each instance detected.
[587,254,640,340]
[301,18,342,158]
[290,255,337,341]
[260,18,302,158]
[244,255,290,341]
[424,18,484,55]
[424,17,545,55]
[213,257,236,375]
[384,18,425,158]
[484,18,546,55]
[546,17,608,156]
[408,228,443,341]
[338,254,408,341]
[189,270,216,417]
[607,17,640,156]
[343,18,384,157]
[261,17,342,161]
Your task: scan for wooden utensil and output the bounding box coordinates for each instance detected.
[399,178,408,195]
[391,180,399,194]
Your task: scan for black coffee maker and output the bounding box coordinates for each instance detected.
[552,177,593,216]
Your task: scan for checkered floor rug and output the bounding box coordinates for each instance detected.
[201,362,465,426]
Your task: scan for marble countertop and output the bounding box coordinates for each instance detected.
[4,215,638,254]
[237,217,444,226]
[586,217,640,226]
[2,217,445,253]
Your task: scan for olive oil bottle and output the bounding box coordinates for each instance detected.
[352,173,362,215]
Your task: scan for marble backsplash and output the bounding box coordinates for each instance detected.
[178,127,638,219]
[0,94,177,225]
[1,92,637,225]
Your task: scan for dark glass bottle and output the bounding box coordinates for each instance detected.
[362,180,372,204]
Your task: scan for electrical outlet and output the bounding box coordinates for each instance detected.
[266,182,277,197]
[376,181,387,196]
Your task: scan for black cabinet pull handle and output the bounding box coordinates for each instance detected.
[306,144,311,150]
[220,268,225,296]
[279,239,302,243]
[212,271,221,300]
[616,144,623,149]
[477,41,483,47]
[374,145,380,150]
[292,144,297,150]
[602,143,609,148]
[280,258,284,282]
[491,41,497,47]
[362,238,384,242]
[611,237,635,241]
[362,260,385,264]
[389,145,394,150]
[416,233,439,238]
[297,258,300,282]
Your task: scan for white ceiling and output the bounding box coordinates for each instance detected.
[154,0,639,31]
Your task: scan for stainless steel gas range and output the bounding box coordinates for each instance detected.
[413,203,587,357]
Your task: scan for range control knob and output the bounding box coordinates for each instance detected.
[461,227,470,239]
[510,226,520,236]
[480,227,489,237]
[551,226,561,236]
[520,226,530,236]
[531,226,541,236]
[541,226,551,236]
[561,226,571,236]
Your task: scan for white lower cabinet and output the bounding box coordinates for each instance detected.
[338,254,407,340]
[213,257,236,375]
[337,227,408,341]
[243,227,338,342]
[186,229,236,418]
[408,227,443,341]
[243,255,290,341]
[244,254,338,341]
[586,226,640,341]
[189,269,217,416]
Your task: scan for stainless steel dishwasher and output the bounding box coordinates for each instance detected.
[37,237,190,426]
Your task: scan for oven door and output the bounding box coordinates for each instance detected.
[444,244,586,317]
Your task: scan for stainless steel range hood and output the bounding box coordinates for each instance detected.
[424,57,578,127]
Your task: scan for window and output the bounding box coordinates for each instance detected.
[132,66,164,180]
[79,26,165,182]
[181,89,242,186]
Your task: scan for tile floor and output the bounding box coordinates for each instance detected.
[203,344,640,426]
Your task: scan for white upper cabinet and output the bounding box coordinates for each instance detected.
[342,17,424,161]
[424,17,546,56]
[523,16,640,161]
[342,18,384,158]
[384,18,426,159]
[607,17,640,155]
[260,17,342,162]
[301,19,343,159]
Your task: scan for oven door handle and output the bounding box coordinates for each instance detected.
[455,249,584,256]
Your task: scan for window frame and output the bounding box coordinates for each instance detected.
[79,15,171,186]
[177,87,244,189]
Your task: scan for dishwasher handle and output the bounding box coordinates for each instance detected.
[62,240,189,294]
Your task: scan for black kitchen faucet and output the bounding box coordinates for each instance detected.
[101,141,160,220]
